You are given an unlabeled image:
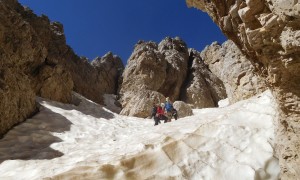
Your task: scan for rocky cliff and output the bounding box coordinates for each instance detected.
[18,5,124,105]
[119,39,173,117]
[180,49,226,108]
[66,52,124,105]
[186,0,300,178]
[119,37,226,117]
[0,0,123,136]
[201,40,267,104]
[0,0,72,136]
[157,37,190,101]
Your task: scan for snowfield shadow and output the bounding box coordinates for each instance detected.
[0,93,115,164]
[0,105,72,163]
[69,92,116,120]
[43,99,115,120]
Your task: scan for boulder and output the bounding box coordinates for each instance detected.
[173,101,193,118]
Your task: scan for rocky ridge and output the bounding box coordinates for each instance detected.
[0,0,124,136]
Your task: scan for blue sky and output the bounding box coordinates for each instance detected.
[19,0,226,64]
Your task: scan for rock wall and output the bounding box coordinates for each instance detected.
[119,37,226,117]
[91,52,125,95]
[0,0,123,136]
[18,9,74,103]
[0,0,71,136]
[181,49,226,108]
[157,37,190,101]
[66,52,124,104]
[119,39,170,117]
[19,7,124,105]
[119,37,192,117]
[200,40,267,104]
[186,0,300,178]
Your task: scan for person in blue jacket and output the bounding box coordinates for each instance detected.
[164,97,174,122]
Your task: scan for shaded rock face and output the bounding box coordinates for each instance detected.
[200,40,267,104]
[0,0,123,136]
[0,0,71,136]
[0,70,36,136]
[67,52,124,104]
[172,101,193,118]
[186,0,300,178]
[181,49,226,108]
[119,38,190,117]
[91,52,125,95]
[19,10,74,103]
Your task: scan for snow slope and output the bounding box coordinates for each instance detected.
[0,90,279,180]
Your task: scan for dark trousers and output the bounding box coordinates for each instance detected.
[173,113,178,120]
[166,111,178,121]
[154,115,168,125]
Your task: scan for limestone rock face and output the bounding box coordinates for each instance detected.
[0,0,70,136]
[119,38,190,117]
[186,0,300,178]
[181,49,226,108]
[33,65,73,103]
[18,2,124,105]
[68,52,124,104]
[120,90,165,118]
[200,40,267,104]
[121,41,167,92]
[22,8,124,105]
[173,101,193,118]
[157,37,189,101]
[91,52,125,95]
[119,40,167,117]
[19,10,74,103]
[0,70,36,136]
[120,38,227,118]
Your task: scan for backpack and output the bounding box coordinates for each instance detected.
[152,106,157,114]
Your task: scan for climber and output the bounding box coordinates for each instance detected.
[155,103,168,125]
[150,103,157,119]
[164,97,173,122]
[172,108,178,120]
[150,103,160,125]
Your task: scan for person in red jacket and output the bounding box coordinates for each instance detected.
[156,103,168,124]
